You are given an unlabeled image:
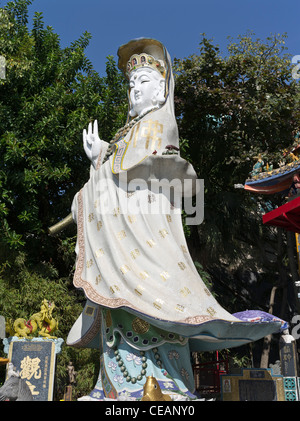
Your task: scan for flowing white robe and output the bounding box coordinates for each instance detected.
[67,39,282,352]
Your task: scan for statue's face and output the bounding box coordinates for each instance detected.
[129,68,165,117]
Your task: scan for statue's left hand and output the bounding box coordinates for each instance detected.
[83,120,102,167]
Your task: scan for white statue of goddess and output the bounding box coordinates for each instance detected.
[67,38,282,401]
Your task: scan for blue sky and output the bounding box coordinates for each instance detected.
[3,0,300,76]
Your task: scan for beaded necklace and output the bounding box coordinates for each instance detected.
[114,346,162,384]
[102,106,159,164]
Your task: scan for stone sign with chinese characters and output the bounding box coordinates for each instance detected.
[3,337,63,401]
[279,332,299,377]
[280,343,298,377]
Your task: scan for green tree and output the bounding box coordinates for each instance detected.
[174,33,300,320]
[0,0,127,397]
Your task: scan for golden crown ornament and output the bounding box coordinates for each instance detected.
[126,53,166,78]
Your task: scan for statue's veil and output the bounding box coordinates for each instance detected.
[117,38,175,123]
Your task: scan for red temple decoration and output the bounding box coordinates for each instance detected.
[243,133,300,233]
[262,196,300,233]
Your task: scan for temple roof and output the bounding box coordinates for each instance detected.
[244,161,300,195]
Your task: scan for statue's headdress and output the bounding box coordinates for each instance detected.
[117,38,168,80]
[117,38,174,123]
[125,53,166,78]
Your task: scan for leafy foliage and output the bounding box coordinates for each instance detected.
[0,2,127,263]
[174,33,300,316]
[0,0,127,397]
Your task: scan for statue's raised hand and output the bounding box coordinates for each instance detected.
[83,120,102,167]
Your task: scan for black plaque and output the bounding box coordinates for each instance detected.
[7,340,56,401]
[221,368,285,401]
[280,342,298,377]
[239,379,277,401]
